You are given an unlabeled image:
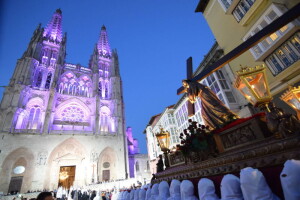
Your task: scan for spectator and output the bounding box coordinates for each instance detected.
[37,192,53,200]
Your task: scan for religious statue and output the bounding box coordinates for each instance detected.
[37,152,47,165]
[265,102,300,137]
[182,79,238,129]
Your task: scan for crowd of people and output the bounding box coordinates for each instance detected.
[52,186,115,200]
[4,159,299,200]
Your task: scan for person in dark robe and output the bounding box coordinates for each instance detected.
[90,191,96,200]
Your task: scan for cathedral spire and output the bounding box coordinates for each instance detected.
[97,25,111,59]
[43,9,63,43]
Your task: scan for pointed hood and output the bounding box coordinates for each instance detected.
[139,189,146,200]
[198,178,219,200]
[97,25,112,59]
[221,174,243,200]
[240,167,280,200]
[168,179,181,200]
[146,188,151,200]
[43,9,63,43]
[134,189,140,200]
[181,180,198,200]
[159,181,170,200]
[280,159,300,200]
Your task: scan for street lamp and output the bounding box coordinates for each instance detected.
[156,128,170,168]
[235,65,272,110]
[235,65,300,137]
[281,86,300,119]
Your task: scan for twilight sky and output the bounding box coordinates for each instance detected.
[0,0,215,153]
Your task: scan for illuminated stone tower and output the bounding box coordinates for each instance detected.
[89,25,125,134]
[0,9,129,193]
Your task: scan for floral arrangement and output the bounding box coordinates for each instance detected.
[177,119,217,159]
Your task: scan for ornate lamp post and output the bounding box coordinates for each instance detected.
[235,65,272,110]
[235,65,300,137]
[281,86,300,119]
[156,128,170,168]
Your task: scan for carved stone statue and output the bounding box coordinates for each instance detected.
[37,152,47,165]
[182,79,238,129]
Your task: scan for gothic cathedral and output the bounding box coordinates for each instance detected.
[0,9,130,192]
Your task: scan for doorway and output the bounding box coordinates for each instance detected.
[102,170,110,181]
[58,166,76,189]
[8,176,23,194]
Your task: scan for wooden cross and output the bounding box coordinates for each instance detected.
[182,57,195,117]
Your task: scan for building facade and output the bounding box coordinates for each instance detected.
[0,9,134,193]
[196,0,300,110]
[127,127,152,184]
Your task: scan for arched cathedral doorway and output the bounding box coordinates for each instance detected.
[97,147,117,182]
[45,138,87,190]
[0,148,34,193]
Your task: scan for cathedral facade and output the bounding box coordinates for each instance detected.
[0,9,130,193]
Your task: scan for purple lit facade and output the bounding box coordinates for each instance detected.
[0,10,152,191]
[1,9,123,134]
[126,127,140,178]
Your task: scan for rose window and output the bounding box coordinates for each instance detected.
[61,106,85,122]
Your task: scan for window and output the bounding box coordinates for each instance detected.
[136,161,139,172]
[206,74,221,95]
[99,81,102,96]
[183,103,188,120]
[170,127,179,143]
[233,0,256,22]
[265,32,300,75]
[175,112,180,127]
[219,0,232,10]
[35,71,43,87]
[27,107,41,129]
[244,4,294,59]
[105,83,109,98]
[218,93,225,104]
[13,166,25,174]
[45,73,52,89]
[225,92,236,103]
[58,73,92,97]
[61,106,85,122]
